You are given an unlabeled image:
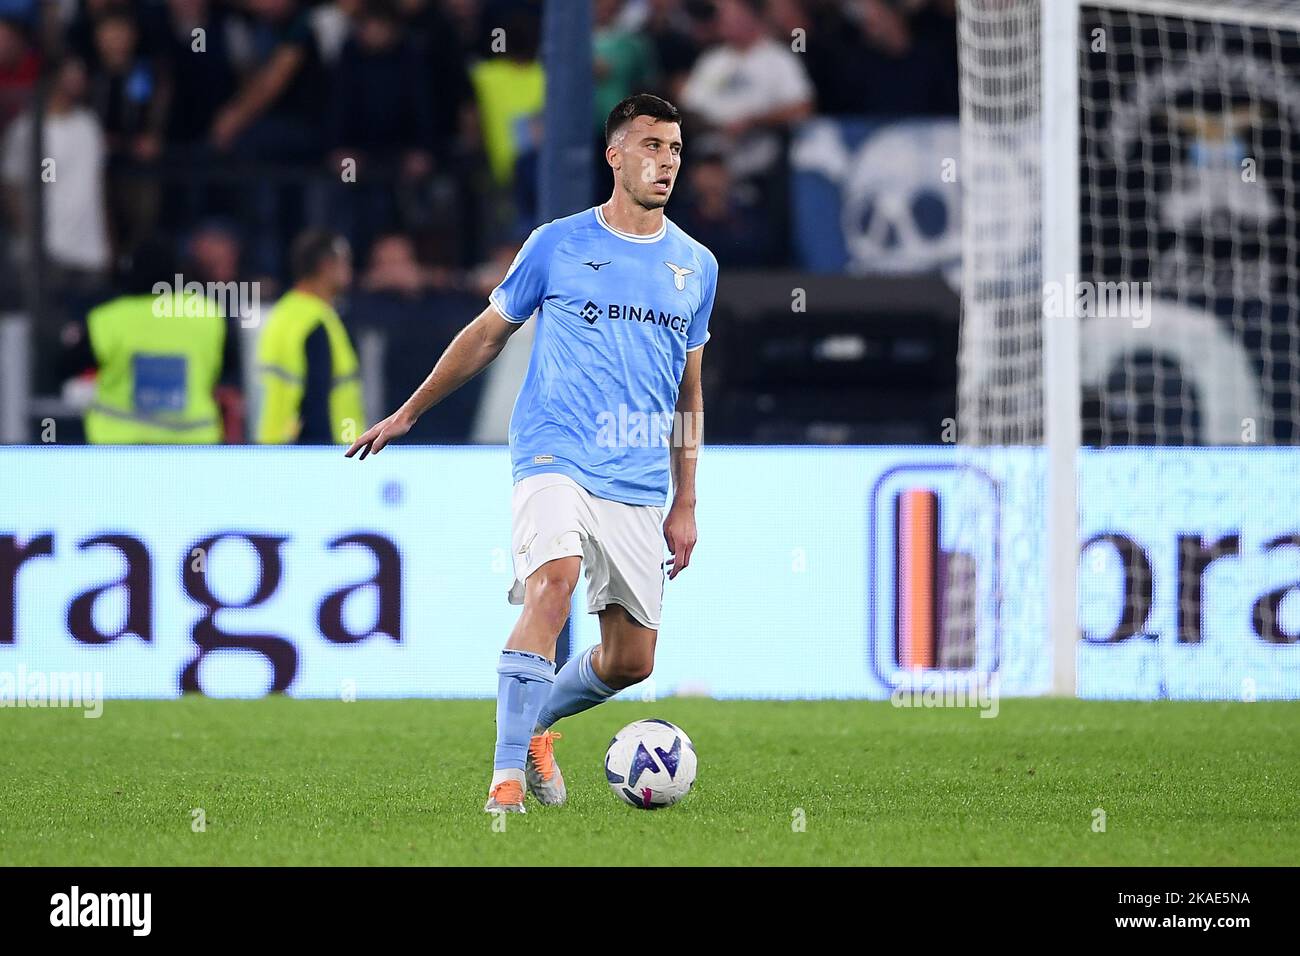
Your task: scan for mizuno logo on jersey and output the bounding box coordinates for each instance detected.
[664,261,693,291]
[584,260,612,271]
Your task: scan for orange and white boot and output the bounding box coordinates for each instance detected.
[484,778,527,814]
[525,731,567,806]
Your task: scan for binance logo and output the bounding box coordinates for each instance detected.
[580,300,602,325]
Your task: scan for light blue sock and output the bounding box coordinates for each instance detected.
[493,650,556,771]
[536,644,617,731]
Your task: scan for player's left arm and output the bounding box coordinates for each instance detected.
[664,346,704,580]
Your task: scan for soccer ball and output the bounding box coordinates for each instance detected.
[604,719,697,810]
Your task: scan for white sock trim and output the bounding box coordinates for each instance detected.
[490,768,525,793]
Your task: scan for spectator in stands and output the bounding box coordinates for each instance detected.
[308,0,363,67]
[328,0,435,253]
[160,0,239,147]
[790,0,877,116]
[82,235,230,444]
[580,0,662,205]
[361,232,431,298]
[186,218,245,293]
[674,147,775,267]
[469,9,543,188]
[153,0,242,247]
[212,0,324,156]
[0,15,32,307]
[0,18,37,134]
[381,0,480,264]
[213,0,327,276]
[679,0,813,181]
[637,0,706,103]
[67,0,143,69]
[890,0,960,116]
[798,0,959,117]
[87,7,169,253]
[2,56,111,284]
[183,219,249,440]
[437,0,486,57]
[592,0,658,130]
[398,0,476,163]
[255,229,364,444]
[88,6,168,161]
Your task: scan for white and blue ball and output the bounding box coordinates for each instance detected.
[604,719,697,810]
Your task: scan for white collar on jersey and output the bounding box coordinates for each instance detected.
[594,205,667,243]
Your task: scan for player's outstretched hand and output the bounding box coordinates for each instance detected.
[663,502,697,580]
[345,410,414,460]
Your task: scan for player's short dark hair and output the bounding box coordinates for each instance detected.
[604,93,681,145]
[291,230,349,281]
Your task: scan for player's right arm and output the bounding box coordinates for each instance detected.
[348,221,559,459]
[345,303,522,459]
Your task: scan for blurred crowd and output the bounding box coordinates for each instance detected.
[0,0,958,438]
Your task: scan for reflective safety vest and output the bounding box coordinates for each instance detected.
[85,293,224,444]
[470,58,545,185]
[255,289,364,444]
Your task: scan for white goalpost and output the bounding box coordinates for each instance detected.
[956,0,1300,697]
[1041,0,1082,695]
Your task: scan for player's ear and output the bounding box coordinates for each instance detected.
[606,142,620,170]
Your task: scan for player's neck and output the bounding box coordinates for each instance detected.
[601,195,665,238]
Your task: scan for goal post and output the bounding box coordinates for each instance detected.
[1041,0,1082,696]
[956,0,1300,697]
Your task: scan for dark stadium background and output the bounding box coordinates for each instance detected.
[0,0,962,446]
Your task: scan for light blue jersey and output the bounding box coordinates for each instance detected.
[489,206,718,506]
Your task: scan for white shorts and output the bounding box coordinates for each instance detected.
[507,473,666,629]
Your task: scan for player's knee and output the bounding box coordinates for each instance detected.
[526,567,577,628]
[601,651,654,689]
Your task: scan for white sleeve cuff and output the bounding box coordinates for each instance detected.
[489,290,529,324]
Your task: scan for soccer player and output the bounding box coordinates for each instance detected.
[345,93,717,813]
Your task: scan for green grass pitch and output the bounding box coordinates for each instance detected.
[1,698,1295,866]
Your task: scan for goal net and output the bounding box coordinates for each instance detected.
[951,0,1300,698]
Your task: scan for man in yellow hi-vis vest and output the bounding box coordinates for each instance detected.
[85,238,228,444]
[256,231,364,444]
